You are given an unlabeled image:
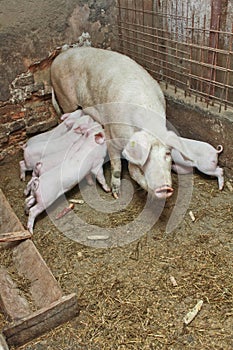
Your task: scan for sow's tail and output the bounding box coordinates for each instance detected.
[51,87,63,116]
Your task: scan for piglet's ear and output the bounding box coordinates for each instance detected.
[64,119,74,130]
[73,124,89,135]
[60,113,70,121]
[95,132,105,144]
[35,161,42,170]
[122,131,151,167]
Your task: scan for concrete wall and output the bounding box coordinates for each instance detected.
[163,84,233,178]
[0,0,116,101]
[0,0,116,159]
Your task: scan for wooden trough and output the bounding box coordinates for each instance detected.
[0,189,79,349]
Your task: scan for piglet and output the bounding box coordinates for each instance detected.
[29,119,101,178]
[26,124,110,233]
[26,109,83,146]
[19,114,93,181]
[171,137,224,190]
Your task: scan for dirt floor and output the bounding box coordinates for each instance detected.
[0,151,232,350]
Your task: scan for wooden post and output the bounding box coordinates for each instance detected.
[0,231,31,243]
[3,294,79,347]
[207,0,228,98]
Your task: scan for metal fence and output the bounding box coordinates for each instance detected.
[116,0,233,112]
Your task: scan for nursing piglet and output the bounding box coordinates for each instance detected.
[171,137,224,190]
[20,114,92,181]
[26,109,83,146]
[26,125,110,233]
[30,119,101,177]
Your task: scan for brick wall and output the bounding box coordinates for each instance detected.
[0,0,117,160]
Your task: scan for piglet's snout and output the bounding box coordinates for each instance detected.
[155,185,174,199]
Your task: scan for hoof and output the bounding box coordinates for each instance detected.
[112,192,119,199]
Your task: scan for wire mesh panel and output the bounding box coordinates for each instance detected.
[116,0,233,112]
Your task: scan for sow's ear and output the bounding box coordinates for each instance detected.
[122,131,151,167]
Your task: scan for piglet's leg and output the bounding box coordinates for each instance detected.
[92,165,110,193]
[27,203,45,234]
[24,195,36,214]
[19,160,27,181]
[204,167,224,190]
[216,167,224,190]
[24,177,35,196]
[85,173,95,186]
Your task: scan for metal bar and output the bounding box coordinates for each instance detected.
[117,0,123,53]
[119,45,190,86]
[117,22,233,55]
[116,0,233,111]
[115,4,192,21]
[182,57,233,73]
[188,73,233,89]
[199,15,207,100]
[118,35,233,77]
[188,88,233,106]
[186,27,233,36]
[116,3,233,35]
[116,27,233,72]
[116,28,189,57]
[118,36,189,72]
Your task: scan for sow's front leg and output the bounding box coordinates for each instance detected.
[128,163,148,191]
[104,131,122,199]
[107,149,122,198]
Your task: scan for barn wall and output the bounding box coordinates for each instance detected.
[0,0,117,160]
[0,0,232,177]
[115,0,233,175]
[0,0,116,102]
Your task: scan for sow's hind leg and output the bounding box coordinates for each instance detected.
[52,82,79,114]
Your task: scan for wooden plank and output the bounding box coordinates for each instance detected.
[0,189,24,234]
[0,267,31,321]
[3,293,79,347]
[12,240,63,309]
[0,231,31,243]
[0,334,9,350]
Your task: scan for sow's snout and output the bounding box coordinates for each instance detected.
[154,185,174,199]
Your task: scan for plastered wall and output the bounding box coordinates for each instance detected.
[0,0,116,159]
